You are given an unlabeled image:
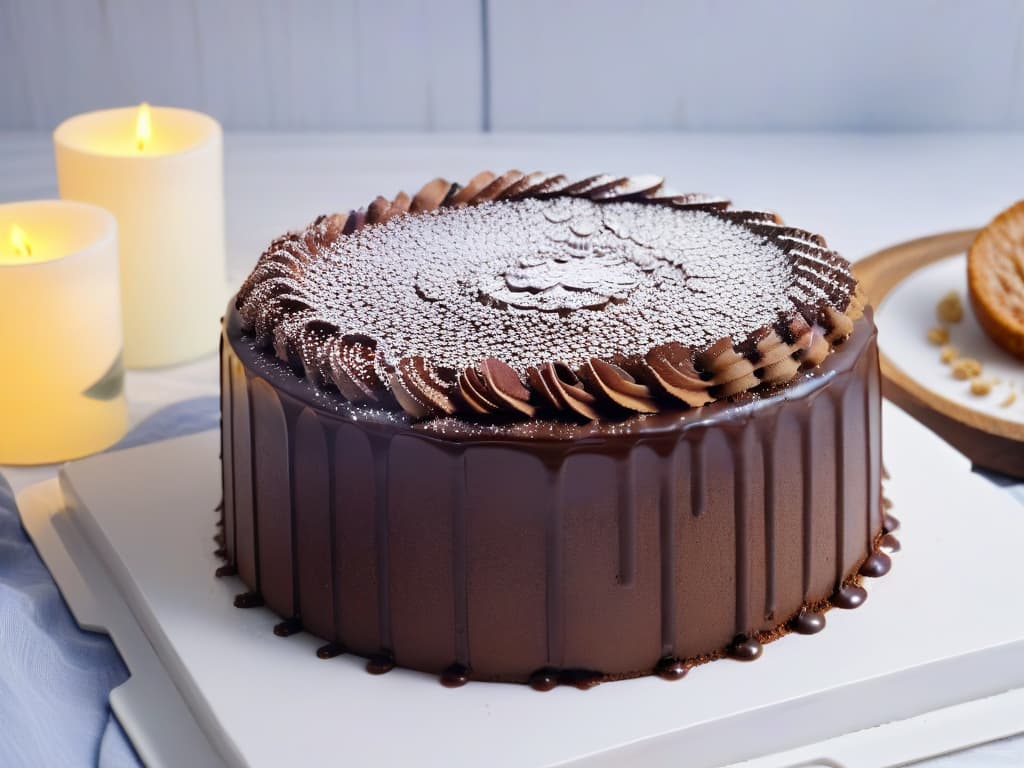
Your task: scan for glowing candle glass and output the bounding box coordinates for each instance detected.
[0,201,128,465]
[54,105,226,368]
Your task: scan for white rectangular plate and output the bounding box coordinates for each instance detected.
[17,403,1024,768]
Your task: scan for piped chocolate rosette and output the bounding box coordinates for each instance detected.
[237,171,865,422]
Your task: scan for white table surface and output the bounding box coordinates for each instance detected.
[2,130,1023,766]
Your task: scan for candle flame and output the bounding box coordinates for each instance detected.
[135,102,152,151]
[10,225,32,258]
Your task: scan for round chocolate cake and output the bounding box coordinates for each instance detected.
[218,171,892,687]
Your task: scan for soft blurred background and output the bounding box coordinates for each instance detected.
[2,0,1024,132]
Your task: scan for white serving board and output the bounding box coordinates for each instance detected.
[16,403,1024,768]
[875,253,1024,427]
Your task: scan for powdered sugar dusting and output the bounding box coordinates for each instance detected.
[288,197,845,370]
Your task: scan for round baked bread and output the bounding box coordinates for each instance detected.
[968,200,1024,361]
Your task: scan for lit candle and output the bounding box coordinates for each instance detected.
[0,201,128,465]
[54,104,226,368]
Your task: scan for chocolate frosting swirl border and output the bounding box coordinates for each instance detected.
[236,171,865,423]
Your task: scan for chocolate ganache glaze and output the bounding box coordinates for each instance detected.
[219,172,891,686]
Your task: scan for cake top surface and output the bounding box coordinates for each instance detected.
[237,171,864,422]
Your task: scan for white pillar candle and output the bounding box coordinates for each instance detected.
[54,105,226,368]
[0,201,128,465]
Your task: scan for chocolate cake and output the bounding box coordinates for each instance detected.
[218,171,894,687]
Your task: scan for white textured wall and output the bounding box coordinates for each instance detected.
[2,0,1023,131]
[0,0,483,130]
[489,0,1024,130]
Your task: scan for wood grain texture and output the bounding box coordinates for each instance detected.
[854,230,1024,479]
[0,0,483,130]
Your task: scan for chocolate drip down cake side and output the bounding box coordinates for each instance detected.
[218,171,896,688]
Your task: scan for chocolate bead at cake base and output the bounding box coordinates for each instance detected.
[654,657,688,681]
[559,669,604,691]
[859,551,892,578]
[366,653,395,675]
[527,668,603,692]
[727,636,764,662]
[273,618,303,637]
[233,592,263,609]
[880,534,901,553]
[528,669,559,692]
[214,563,237,578]
[440,664,471,688]
[831,584,868,610]
[316,643,345,660]
[790,609,826,635]
[220,305,885,684]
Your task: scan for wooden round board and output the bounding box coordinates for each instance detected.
[855,229,1024,480]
